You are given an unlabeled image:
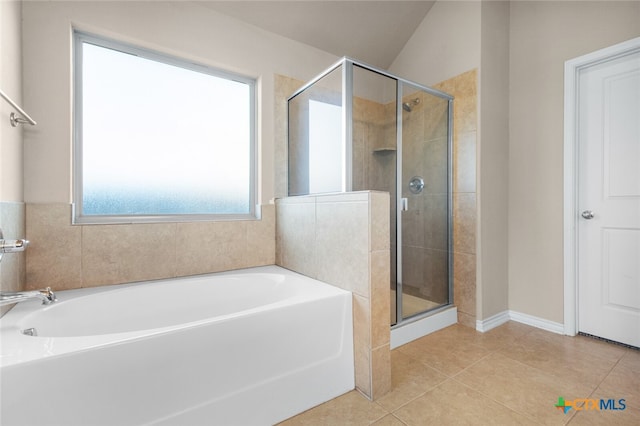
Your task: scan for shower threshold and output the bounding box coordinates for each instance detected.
[390,305,457,349]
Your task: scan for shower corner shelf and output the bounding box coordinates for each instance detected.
[372,147,397,153]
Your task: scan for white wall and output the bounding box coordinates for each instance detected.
[508,1,640,323]
[21,0,337,204]
[477,1,510,321]
[389,0,480,87]
[1,0,23,202]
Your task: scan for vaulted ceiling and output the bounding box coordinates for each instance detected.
[199,1,436,69]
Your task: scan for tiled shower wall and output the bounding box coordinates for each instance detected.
[24,204,275,290]
[275,192,391,401]
[434,69,478,328]
[398,91,451,304]
[352,97,397,287]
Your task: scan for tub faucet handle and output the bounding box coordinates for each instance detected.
[40,287,57,304]
[0,237,30,253]
[0,286,57,307]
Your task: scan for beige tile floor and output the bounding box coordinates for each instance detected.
[280,322,640,425]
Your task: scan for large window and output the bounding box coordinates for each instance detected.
[73,31,256,224]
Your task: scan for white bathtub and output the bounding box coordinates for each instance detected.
[0,266,354,426]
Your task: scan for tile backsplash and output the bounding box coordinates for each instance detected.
[25,203,275,290]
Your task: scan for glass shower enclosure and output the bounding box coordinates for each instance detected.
[288,58,453,328]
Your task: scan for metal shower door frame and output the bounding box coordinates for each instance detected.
[393,81,454,328]
[287,57,454,329]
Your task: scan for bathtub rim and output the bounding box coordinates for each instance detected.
[0,265,351,368]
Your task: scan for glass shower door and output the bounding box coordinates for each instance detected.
[397,82,451,321]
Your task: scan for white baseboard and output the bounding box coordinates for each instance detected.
[391,306,457,349]
[476,310,564,335]
[475,311,510,332]
[509,311,565,334]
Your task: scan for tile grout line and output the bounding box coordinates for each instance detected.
[381,378,448,416]
[562,400,582,426]
[585,352,626,398]
[450,338,501,375]
[370,399,390,417]
[449,375,540,424]
[367,404,389,426]
[388,412,410,426]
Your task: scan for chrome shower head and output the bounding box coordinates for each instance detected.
[402,97,420,112]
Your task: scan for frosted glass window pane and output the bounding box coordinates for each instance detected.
[309,100,343,193]
[78,37,253,218]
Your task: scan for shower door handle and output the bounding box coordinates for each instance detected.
[401,198,409,211]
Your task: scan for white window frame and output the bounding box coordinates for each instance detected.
[72,30,257,224]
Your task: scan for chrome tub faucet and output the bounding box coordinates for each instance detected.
[0,287,57,307]
[0,226,29,262]
[0,226,54,307]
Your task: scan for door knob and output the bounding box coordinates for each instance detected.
[581,210,595,219]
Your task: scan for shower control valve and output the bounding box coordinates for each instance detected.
[408,176,425,194]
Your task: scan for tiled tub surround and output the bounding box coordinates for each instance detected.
[24,203,275,290]
[276,191,391,401]
[0,202,26,317]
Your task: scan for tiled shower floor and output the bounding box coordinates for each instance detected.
[389,290,442,322]
[280,321,640,425]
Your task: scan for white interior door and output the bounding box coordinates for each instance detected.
[577,46,640,347]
